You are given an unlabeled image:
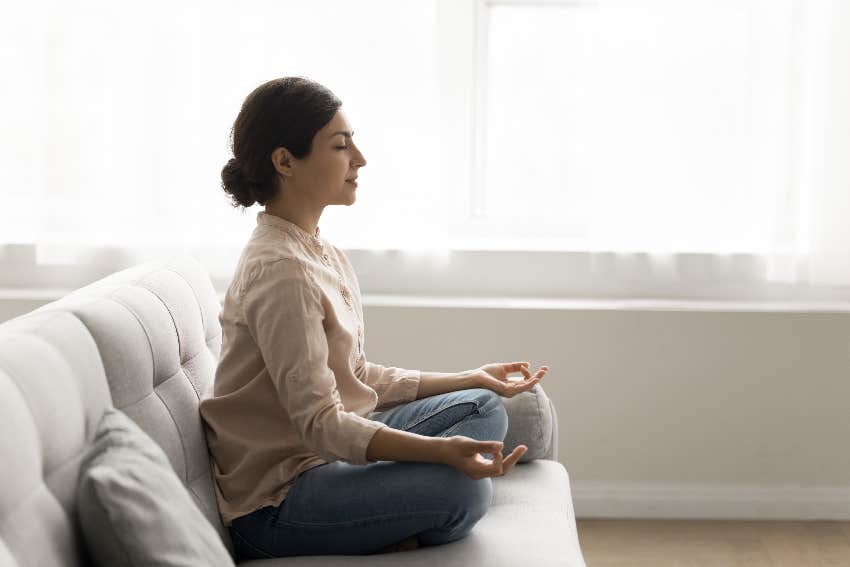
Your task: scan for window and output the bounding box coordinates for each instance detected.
[2,0,849,298]
[473,0,787,253]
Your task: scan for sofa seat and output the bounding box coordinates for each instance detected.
[248,460,583,566]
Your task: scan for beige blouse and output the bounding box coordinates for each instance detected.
[200,211,421,526]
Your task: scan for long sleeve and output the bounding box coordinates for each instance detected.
[354,356,421,410]
[241,258,387,465]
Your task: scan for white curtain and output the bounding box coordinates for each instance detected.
[1,0,849,290]
[0,0,446,281]
[766,0,850,286]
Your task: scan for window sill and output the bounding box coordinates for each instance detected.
[3,243,850,309]
[3,288,850,315]
[359,294,850,313]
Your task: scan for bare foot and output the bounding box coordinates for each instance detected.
[373,536,419,554]
[397,536,419,551]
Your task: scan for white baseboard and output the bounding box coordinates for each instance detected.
[572,482,850,521]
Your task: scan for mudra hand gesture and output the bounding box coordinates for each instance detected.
[442,361,549,479]
[472,361,549,398]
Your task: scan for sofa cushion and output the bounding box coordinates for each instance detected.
[30,256,232,552]
[501,383,557,462]
[77,407,234,567]
[240,461,582,567]
[0,310,113,567]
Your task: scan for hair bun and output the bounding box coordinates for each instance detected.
[221,157,258,208]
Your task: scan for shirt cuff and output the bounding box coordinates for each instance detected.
[377,370,422,410]
[347,417,389,465]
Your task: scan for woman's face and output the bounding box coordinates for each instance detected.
[288,109,367,207]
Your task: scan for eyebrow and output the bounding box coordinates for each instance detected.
[330,130,354,139]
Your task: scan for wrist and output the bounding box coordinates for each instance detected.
[428,436,451,464]
[460,369,482,389]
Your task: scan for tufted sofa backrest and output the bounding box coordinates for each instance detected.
[0,255,230,566]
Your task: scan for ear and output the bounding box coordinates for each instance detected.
[271,147,294,178]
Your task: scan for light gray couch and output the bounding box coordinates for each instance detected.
[0,255,586,566]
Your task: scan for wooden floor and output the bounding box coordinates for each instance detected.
[576,520,850,567]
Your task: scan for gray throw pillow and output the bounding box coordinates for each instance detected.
[501,384,556,462]
[76,407,235,567]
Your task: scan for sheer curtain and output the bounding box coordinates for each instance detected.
[0,0,447,282]
[1,0,849,293]
[469,0,850,288]
[769,0,850,287]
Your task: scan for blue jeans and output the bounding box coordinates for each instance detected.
[229,387,509,559]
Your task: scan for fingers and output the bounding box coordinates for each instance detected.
[519,364,549,379]
[467,445,528,478]
[485,445,525,477]
[516,366,548,389]
[533,367,548,383]
[502,445,526,471]
[530,366,549,383]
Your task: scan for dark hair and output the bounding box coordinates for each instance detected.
[221,77,342,208]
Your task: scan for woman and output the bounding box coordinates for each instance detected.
[199,76,550,559]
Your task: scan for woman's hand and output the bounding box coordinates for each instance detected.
[438,436,527,480]
[471,361,549,398]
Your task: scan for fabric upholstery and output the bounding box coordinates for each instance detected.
[502,383,558,462]
[0,255,233,566]
[29,256,232,554]
[0,311,111,567]
[244,461,582,567]
[77,407,234,567]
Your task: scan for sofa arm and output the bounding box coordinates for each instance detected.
[500,383,559,462]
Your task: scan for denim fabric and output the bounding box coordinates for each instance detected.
[229,388,509,559]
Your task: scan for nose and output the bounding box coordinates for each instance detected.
[352,144,366,168]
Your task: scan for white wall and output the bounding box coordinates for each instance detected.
[362,301,850,520]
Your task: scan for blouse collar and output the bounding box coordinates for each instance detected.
[256,211,323,249]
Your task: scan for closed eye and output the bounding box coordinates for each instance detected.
[336,146,349,150]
